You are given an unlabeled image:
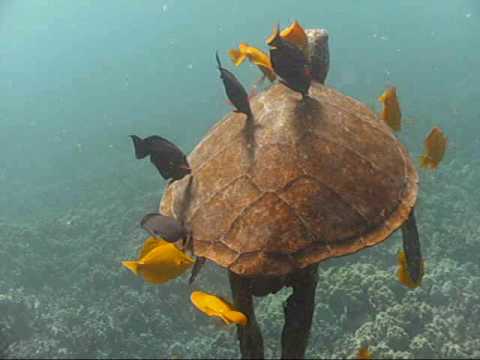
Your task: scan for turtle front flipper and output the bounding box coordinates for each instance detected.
[401,209,424,284]
[228,271,264,359]
[189,256,206,285]
[281,264,319,359]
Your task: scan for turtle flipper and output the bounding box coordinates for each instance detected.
[400,209,424,284]
[281,264,319,359]
[189,256,206,285]
[228,271,264,359]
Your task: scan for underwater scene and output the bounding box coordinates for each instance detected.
[1,0,479,358]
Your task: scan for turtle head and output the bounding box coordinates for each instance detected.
[305,28,330,84]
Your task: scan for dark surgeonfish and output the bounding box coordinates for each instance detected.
[130,135,191,181]
[267,24,311,97]
[140,213,188,244]
[216,51,252,117]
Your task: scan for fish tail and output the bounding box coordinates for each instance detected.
[418,154,436,169]
[122,261,139,275]
[396,251,421,289]
[224,310,248,326]
[266,23,281,46]
[215,51,222,69]
[228,49,246,66]
[129,135,149,159]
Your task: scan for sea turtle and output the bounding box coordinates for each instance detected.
[159,29,422,359]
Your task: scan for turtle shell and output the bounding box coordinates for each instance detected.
[160,83,418,277]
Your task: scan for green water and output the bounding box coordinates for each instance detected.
[1,1,479,358]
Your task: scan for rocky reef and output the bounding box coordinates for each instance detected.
[1,149,479,359]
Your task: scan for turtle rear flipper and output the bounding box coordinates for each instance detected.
[282,264,319,359]
[401,209,424,284]
[228,271,264,359]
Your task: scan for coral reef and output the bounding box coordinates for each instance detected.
[1,155,479,358]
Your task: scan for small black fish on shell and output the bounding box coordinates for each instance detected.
[130,135,191,182]
[140,213,188,244]
[216,51,252,117]
[267,25,311,97]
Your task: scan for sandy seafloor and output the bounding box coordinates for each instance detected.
[1,0,479,358]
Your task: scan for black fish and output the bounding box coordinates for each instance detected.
[267,25,311,97]
[140,213,187,243]
[130,135,191,181]
[216,51,252,117]
[270,48,311,96]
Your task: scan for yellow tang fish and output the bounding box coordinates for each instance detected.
[419,127,447,170]
[378,86,402,132]
[280,20,309,56]
[122,236,194,284]
[357,346,373,360]
[190,291,248,326]
[396,250,424,289]
[229,43,276,82]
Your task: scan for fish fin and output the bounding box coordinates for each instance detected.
[266,23,281,46]
[141,271,169,284]
[228,49,247,66]
[213,317,236,334]
[215,51,222,69]
[223,310,248,326]
[178,247,195,266]
[233,109,252,117]
[122,261,139,275]
[217,313,232,325]
[257,65,276,82]
[253,74,267,88]
[129,135,149,159]
[138,236,163,259]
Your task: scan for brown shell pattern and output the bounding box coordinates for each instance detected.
[160,83,418,277]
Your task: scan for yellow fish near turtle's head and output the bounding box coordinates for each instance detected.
[122,236,194,284]
[228,43,276,82]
